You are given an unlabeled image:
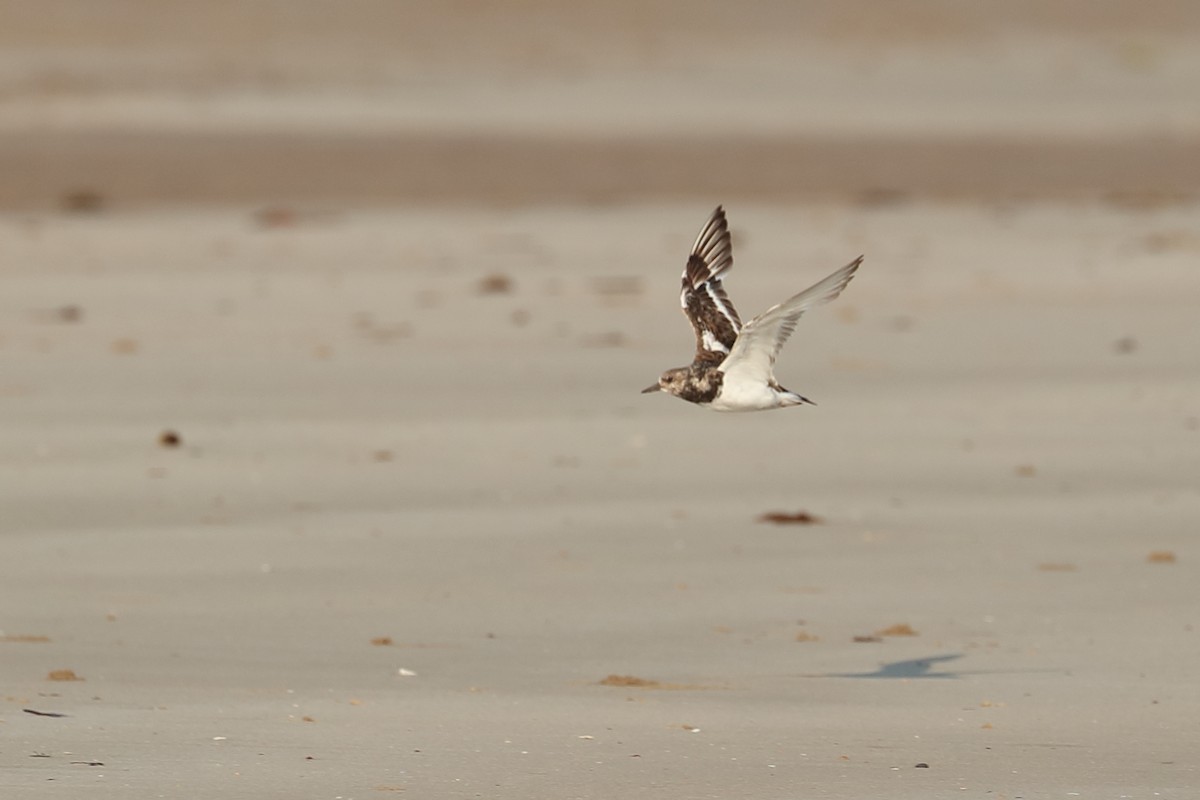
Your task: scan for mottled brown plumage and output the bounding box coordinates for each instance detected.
[680,207,742,365]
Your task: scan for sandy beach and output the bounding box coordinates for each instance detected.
[3,3,1199,798]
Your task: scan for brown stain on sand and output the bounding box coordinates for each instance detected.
[875,623,919,637]
[598,674,721,691]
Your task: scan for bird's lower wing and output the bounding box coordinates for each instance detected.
[719,256,862,383]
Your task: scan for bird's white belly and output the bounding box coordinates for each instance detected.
[707,374,792,412]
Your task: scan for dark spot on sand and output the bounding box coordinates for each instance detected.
[254,206,298,228]
[24,709,67,718]
[599,674,660,688]
[1113,336,1138,354]
[61,190,105,213]
[478,273,513,294]
[758,511,822,525]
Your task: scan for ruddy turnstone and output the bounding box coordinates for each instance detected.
[642,206,862,412]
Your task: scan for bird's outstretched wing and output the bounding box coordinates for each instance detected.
[680,206,742,365]
[719,256,862,384]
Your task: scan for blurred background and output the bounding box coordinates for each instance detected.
[3,0,1199,210]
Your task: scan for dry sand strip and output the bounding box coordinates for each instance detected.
[3,130,1199,211]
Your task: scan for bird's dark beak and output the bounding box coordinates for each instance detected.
[641,383,661,394]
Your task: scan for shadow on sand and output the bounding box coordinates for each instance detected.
[815,653,966,679]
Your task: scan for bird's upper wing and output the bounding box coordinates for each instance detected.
[680,206,742,365]
[719,256,862,383]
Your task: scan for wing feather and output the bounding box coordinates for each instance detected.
[719,256,862,383]
[679,206,742,363]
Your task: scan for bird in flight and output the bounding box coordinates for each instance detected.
[642,206,861,411]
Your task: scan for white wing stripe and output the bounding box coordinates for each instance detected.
[704,283,739,328]
[701,330,730,353]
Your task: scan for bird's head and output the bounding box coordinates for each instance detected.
[641,367,689,397]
